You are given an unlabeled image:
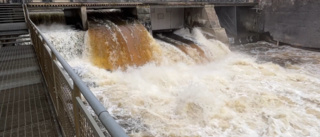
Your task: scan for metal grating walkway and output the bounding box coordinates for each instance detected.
[0,42,61,137]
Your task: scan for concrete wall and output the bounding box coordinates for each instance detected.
[262,0,320,48]
[215,6,261,44]
[184,6,229,44]
[237,6,261,35]
[151,8,184,31]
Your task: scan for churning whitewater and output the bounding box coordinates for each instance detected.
[41,23,320,137]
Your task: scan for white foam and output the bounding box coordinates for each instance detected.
[41,25,320,137]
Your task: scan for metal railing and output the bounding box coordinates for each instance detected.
[23,4,128,137]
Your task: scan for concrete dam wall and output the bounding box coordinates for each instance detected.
[261,0,320,48]
[29,1,320,48]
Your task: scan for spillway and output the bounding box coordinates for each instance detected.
[88,20,158,70]
[39,16,320,136]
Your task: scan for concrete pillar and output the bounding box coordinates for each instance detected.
[184,5,229,44]
[79,6,88,30]
[63,6,88,30]
[136,6,152,34]
[204,5,229,44]
[204,5,221,28]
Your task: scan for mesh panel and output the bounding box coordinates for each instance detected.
[53,62,76,136]
[42,44,56,105]
[31,31,76,136]
[57,97,76,137]
[28,18,107,137]
[76,97,104,137]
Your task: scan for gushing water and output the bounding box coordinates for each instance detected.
[87,20,160,70]
[40,22,320,137]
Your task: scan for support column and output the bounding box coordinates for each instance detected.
[79,6,88,30]
[184,5,229,44]
[136,6,152,34]
[204,5,229,44]
[63,6,88,30]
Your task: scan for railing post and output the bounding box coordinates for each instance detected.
[73,85,81,137]
[41,41,49,86]
[51,53,59,115]
[36,33,41,59]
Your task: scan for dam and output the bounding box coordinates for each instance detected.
[1,0,320,137]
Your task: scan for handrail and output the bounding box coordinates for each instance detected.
[24,4,128,137]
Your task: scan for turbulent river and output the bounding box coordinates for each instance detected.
[39,20,320,136]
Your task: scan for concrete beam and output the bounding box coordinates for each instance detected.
[26,2,258,9]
